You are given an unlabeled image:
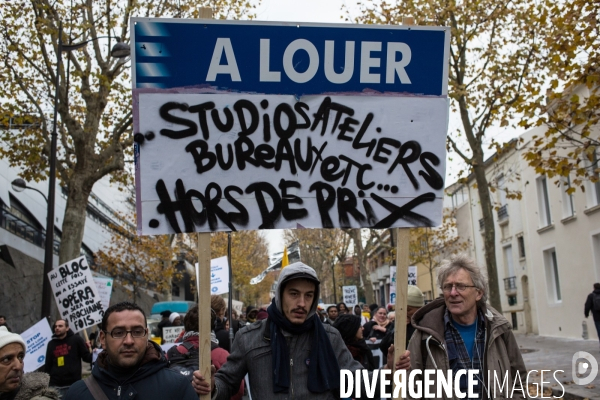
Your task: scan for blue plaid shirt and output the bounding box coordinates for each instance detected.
[444,308,487,399]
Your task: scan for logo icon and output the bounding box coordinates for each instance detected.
[37,355,45,363]
[572,351,598,385]
[211,286,218,293]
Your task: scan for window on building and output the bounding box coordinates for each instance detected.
[536,176,552,227]
[503,245,515,278]
[451,186,468,209]
[544,248,561,303]
[517,236,526,259]
[560,175,575,218]
[497,174,507,206]
[511,312,518,330]
[585,150,600,207]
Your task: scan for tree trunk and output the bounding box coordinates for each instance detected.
[472,156,502,312]
[348,229,374,304]
[58,176,93,264]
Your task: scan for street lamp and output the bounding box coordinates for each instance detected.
[11,178,48,203]
[37,23,131,320]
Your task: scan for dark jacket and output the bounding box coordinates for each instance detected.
[363,320,389,340]
[64,341,198,400]
[585,289,600,321]
[0,372,60,400]
[407,298,528,400]
[44,329,92,387]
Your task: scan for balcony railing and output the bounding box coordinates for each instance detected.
[497,204,509,221]
[0,207,60,254]
[504,276,517,291]
[479,218,485,231]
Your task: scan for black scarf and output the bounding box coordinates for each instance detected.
[267,299,340,394]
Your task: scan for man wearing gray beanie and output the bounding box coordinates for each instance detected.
[0,326,60,400]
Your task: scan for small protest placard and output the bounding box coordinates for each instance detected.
[162,326,184,343]
[93,276,114,311]
[390,265,418,305]
[48,256,104,333]
[342,285,358,308]
[21,318,53,373]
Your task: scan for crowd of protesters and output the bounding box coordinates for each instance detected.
[1,254,529,400]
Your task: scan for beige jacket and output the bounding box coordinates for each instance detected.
[407,299,528,400]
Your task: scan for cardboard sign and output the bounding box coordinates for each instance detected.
[132,20,450,235]
[342,285,358,308]
[162,326,184,343]
[48,256,104,333]
[389,265,417,305]
[93,276,114,311]
[21,318,53,373]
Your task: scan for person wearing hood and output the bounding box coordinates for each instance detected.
[333,314,376,371]
[584,283,600,348]
[43,319,92,396]
[192,262,409,399]
[402,255,528,399]
[245,306,258,324]
[64,301,198,400]
[0,326,60,400]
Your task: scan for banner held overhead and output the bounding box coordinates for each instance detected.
[132,19,450,235]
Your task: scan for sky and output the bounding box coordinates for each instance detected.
[246,0,522,254]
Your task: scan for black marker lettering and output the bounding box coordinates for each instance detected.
[159,102,198,139]
[188,102,215,140]
[234,99,259,136]
[224,186,249,226]
[273,103,297,140]
[419,152,444,190]
[275,139,297,174]
[294,102,311,129]
[320,155,345,182]
[373,137,401,164]
[185,140,216,174]
[309,181,336,228]
[279,179,308,220]
[245,182,282,229]
[254,144,276,168]
[388,140,422,189]
[234,136,259,170]
[352,113,376,157]
[337,187,366,227]
[211,107,234,132]
[215,143,234,170]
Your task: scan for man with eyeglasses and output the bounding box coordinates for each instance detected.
[44,318,92,396]
[64,301,198,400]
[403,255,528,399]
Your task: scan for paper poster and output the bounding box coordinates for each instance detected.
[48,256,104,333]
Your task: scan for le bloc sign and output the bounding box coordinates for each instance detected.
[133,19,450,234]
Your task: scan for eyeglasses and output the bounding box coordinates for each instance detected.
[104,327,147,339]
[442,284,478,293]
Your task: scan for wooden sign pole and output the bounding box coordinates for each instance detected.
[391,17,415,400]
[197,11,213,400]
[393,228,410,400]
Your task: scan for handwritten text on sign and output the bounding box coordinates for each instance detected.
[137,94,447,234]
[48,257,104,333]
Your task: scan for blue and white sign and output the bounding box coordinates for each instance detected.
[132,19,449,96]
[196,256,229,295]
[21,318,53,373]
[133,19,450,235]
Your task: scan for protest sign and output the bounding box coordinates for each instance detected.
[21,318,53,373]
[342,285,358,308]
[132,19,450,235]
[162,326,185,343]
[93,276,114,311]
[390,265,417,305]
[210,256,229,295]
[48,256,104,333]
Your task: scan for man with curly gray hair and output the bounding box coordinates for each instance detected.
[405,254,528,399]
